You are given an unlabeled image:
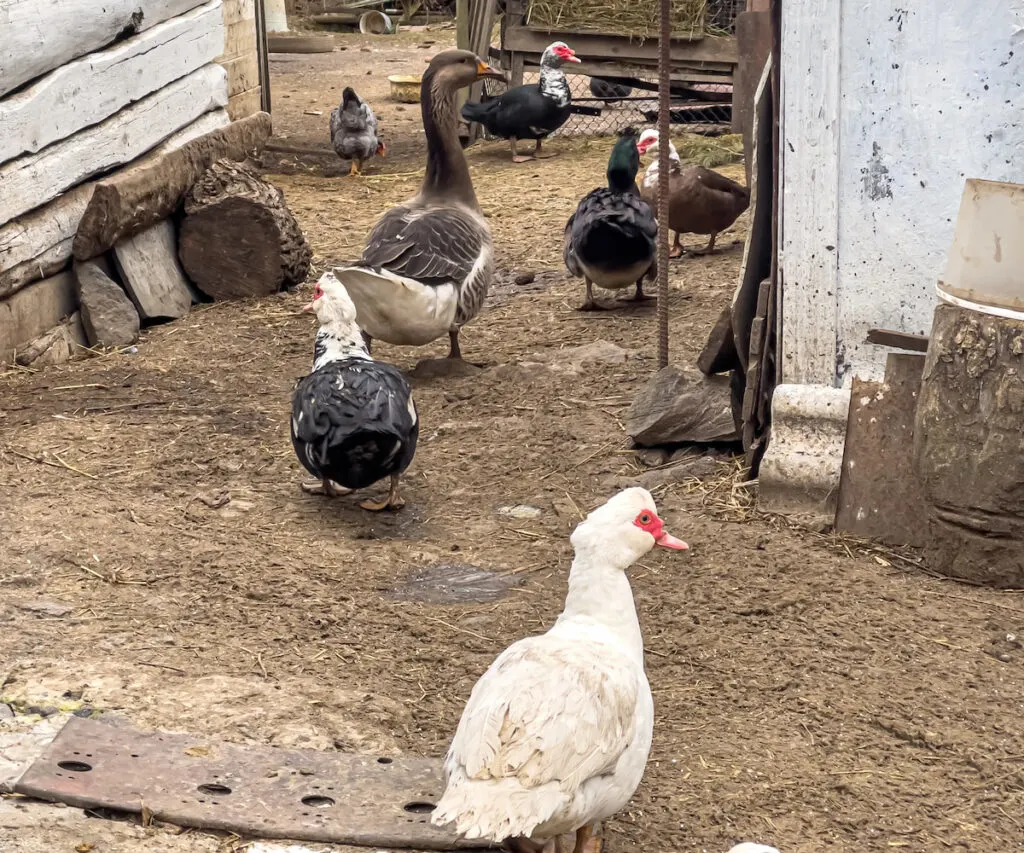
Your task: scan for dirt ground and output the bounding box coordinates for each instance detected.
[3,29,1024,853]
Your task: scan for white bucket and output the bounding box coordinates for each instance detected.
[937,178,1024,321]
[359,10,394,34]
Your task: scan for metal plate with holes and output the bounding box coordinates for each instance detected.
[15,717,487,849]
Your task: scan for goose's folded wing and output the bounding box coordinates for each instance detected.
[449,638,640,791]
[362,206,485,288]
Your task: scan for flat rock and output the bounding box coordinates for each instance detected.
[540,340,637,373]
[73,259,140,347]
[15,600,72,618]
[627,365,740,447]
[497,504,543,520]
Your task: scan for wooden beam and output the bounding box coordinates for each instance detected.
[503,25,738,65]
[0,64,228,227]
[0,271,78,359]
[0,1,224,167]
[779,0,841,385]
[228,87,264,119]
[0,110,230,299]
[73,112,272,261]
[0,0,211,98]
[866,328,930,352]
[114,221,193,320]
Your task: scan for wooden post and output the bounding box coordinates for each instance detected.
[656,0,671,369]
[456,0,470,113]
[913,304,1024,587]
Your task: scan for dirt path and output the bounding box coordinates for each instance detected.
[2,29,1023,853]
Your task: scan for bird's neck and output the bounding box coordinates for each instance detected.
[420,74,478,207]
[313,324,369,371]
[555,549,644,663]
[539,65,570,106]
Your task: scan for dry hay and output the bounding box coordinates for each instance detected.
[526,0,707,39]
[674,132,743,168]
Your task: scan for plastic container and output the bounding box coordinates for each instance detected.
[938,178,1024,320]
[359,10,394,34]
[388,74,422,103]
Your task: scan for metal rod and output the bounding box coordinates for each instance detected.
[656,0,671,369]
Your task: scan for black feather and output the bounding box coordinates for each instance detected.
[290,358,418,491]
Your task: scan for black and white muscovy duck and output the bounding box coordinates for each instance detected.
[330,86,385,176]
[332,50,506,362]
[291,272,418,512]
[460,40,580,162]
[563,127,658,311]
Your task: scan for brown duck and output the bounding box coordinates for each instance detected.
[636,128,749,257]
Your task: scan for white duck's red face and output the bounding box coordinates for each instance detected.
[633,508,688,550]
[636,130,658,155]
[303,273,359,326]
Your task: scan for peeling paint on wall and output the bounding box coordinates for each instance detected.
[861,142,893,201]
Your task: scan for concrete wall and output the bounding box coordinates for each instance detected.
[781,0,1024,386]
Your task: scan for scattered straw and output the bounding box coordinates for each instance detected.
[527,0,707,39]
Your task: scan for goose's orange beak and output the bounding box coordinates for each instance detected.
[476,60,507,82]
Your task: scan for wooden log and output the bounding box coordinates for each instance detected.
[178,160,312,300]
[913,303,1024,588]
[0,271,78,361]
[0,1,224,166]
[0,0,210,98]
[0,110,229,298]
[72,111,272,261]
[114,221,193,321]
[15,313,89,367]
[0,63,228,227]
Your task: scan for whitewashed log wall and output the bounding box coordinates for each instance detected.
[0,0,232,361]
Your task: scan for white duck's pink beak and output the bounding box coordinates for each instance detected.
[655,531,688,550]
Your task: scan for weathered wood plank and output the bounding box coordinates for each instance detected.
[221,0,256,26]
[221,53,261,97]
[73,112,271,261]
[227,87,264,120]
[866,328,930,353]
[0,0,210,98]
[503,25,738,66]
[0,271,77,360]
[0,110,230,298]
[0,63,228,227]
[779,0,841,385]
[222,16,259,59]
[0,2,225,167]
[114,221,193,321]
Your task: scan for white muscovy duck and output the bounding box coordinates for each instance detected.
[564,127,658,311]
[461,41,580,163]
[430,487,688,853]
[331,50,506,362]
[728,845,780,853]
[330,86,385,176]
[290,272,418,511]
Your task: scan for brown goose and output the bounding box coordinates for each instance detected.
[332,50,506,360]
[636,128,750,257]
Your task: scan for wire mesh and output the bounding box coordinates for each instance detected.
[479,71,733,138]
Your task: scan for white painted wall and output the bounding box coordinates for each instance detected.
[781,0,1024,386]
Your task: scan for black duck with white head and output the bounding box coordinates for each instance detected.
[564,127,658,311]
[461,40,580,162]
[331,50,506,362]
[291,273,418,511]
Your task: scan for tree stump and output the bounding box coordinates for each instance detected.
[177,159,311,300]
[913,303,1024,587]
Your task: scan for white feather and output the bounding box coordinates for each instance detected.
[332,266,459,346]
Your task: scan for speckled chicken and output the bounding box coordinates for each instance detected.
[330,87,385,176]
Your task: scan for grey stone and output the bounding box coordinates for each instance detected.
[74,259,140,347]
[0,705,13,719]
[627,365,741,447]
[15,600,72,618]
[497,504,543,520]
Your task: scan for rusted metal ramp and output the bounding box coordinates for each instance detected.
[15,716,484,850]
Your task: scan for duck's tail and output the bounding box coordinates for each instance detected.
[430,766,568,843]
[460,99,498,126]
[332,265,459,347]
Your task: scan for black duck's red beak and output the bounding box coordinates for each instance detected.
[475,60,508,82]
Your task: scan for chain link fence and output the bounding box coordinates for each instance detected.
[479,70,733,139]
